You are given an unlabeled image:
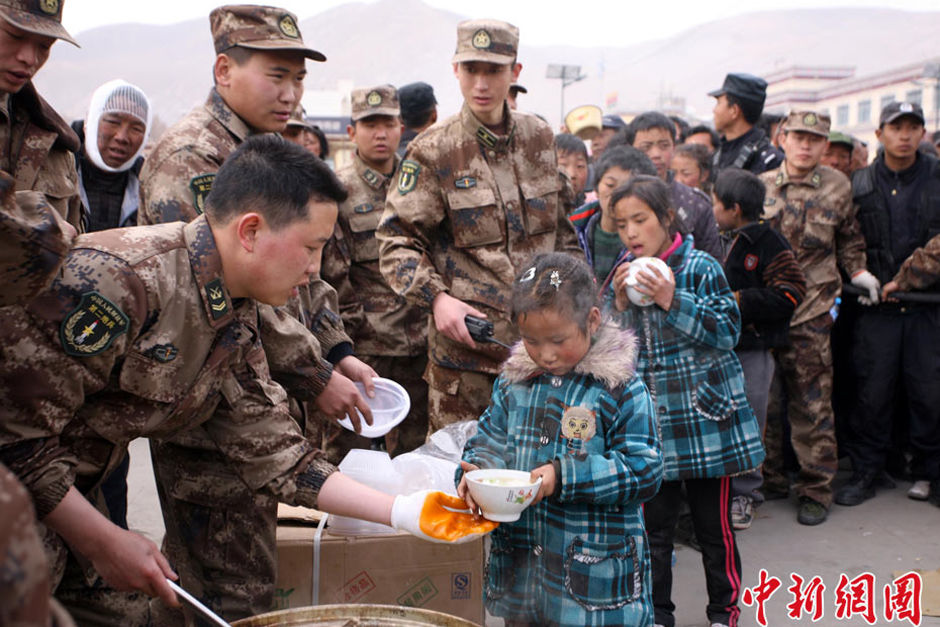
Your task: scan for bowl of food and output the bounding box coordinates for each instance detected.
[336,377,410,438]
[465,469,542,522]
[622,256,672,307]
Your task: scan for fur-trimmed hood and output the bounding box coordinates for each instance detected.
[501,322,638,388]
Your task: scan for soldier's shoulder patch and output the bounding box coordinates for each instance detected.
[204,278,229,320]
[60,291,129,357]
[189,173,215,215]
[398,160,420,195]
[744,254,759,271]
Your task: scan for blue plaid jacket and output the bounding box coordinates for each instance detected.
[607,237,765,481]
[461,324,662,626]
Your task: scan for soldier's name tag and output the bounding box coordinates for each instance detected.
[398,160,420,195]
[60,291,129,357]
[190,174,215,215]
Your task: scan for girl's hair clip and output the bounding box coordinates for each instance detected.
[519,266,537,282]
[549,270,562,290]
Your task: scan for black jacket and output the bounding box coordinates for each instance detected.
[722,221,807,350]
[851,152,940,292]
[714,126,783,175]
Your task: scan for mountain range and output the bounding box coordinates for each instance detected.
[35,1,940,132]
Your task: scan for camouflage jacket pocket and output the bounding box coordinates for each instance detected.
[801,209,838,250]
[347,210,381,261]
[446,187,504,248]
[119,351,182,404]
[520,178,561,236]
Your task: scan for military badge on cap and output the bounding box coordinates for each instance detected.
[39,0,58,15]
[803,113,817,126]
[472,29,491,49]
[398,160,420,195]
[366,91,382,106]
[189,174,215,215]
[60,292,129,357]
[278,14,299,38]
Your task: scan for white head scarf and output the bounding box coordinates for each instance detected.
[84,79,152,173]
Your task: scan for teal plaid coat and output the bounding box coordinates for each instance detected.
[461,324,662,626]
[607,236,765,481]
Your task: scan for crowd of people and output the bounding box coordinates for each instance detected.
[1,1,939,627]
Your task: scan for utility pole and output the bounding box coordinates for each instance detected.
[546,64,586,126]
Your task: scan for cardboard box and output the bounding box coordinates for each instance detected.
[274,519,484,624]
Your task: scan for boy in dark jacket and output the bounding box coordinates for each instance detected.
[712,168,807,529]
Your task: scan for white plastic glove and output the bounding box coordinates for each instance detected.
[851,270,881,305]
[390,490,497,544]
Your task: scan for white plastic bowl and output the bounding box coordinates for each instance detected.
[622,256,672,307]
[465,469,542,522]
[336,377,410,438]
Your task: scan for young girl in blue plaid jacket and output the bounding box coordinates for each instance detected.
[607,175,765,627]
[457,252,664,627]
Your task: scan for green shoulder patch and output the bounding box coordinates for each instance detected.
[190,174,215,215]
[60,291,129,357]
[398,160,420,195]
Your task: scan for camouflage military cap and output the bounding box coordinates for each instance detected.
[210,5,325,62]
[286,104,312,129]
[0,0,77,46]
[452,19,518,65]
[783,110,830,138]
[350,84,400,122]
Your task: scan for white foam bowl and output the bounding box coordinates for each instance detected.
[465,469,542,522]
[622,256,671,307]
[337,377,410,438]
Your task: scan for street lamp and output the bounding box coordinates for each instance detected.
[546,64,587,125]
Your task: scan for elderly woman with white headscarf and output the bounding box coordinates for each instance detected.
[72,79,152,232]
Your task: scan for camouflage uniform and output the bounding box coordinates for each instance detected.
[0,216,337,625]
[321,85,429,456]
[0,0,82,230]
[0,171,75,306]
[377,20,583,432]
[0,462,76,627]
[137,8,343,623]
[759,113,867,507]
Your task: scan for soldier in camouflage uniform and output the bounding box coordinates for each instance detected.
[321,85,429,458]
[0,0,82,230]
[0,137,492,626]
[759,111,876,526]
[377,19,583,431]
[0,462,75,627]
[138,7,376,623]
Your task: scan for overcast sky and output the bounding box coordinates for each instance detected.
[63,0,939,47]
